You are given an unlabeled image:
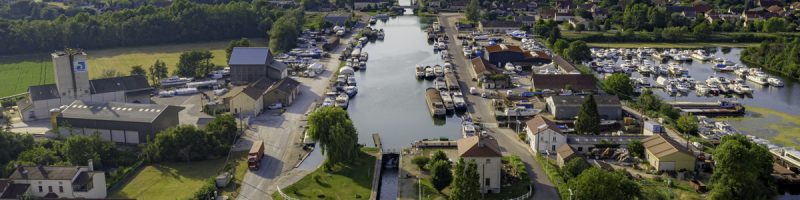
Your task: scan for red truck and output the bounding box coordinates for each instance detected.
[248,140,264,170]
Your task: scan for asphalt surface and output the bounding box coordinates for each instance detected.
[439,13,560,200]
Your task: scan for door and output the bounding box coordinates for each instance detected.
[659,161,676,171]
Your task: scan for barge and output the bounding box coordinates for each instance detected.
[425,88,446,116]
[666,100,745,116]
[444,72,459,90]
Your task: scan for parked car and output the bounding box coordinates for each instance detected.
[268,103,283,110]
[469,87,479,95]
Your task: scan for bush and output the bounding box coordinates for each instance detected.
[429,160,453,191]
[411,156,430,170]
[190,178,217,200]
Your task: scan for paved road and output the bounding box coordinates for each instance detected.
[439,13,560,200]
[236,37,352,200]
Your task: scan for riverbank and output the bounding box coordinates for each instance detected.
[718,106,800,149]
[271,148,378,200]
[587,42,758,49]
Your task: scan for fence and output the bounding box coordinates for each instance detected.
[506,185,533,200]
[106,160,145,192]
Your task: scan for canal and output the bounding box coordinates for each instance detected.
[599,47,800,148]
[348,12,463,150]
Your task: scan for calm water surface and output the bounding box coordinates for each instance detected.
[348,15,463,150]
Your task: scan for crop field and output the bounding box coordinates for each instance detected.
[0,39,266,97]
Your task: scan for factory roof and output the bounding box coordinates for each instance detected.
[229,47,272,65]
[58,100,183,123]
[641,134,692,158]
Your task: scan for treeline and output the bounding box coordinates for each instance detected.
[566,30,785,43]
[0,0,288,55]
[741,39,800,80]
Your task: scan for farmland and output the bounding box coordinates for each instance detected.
[0,39,266,97]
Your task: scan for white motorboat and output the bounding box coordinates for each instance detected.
[713,57,735,66]
[322,97,335,107]
[768,77,784,87]
[160,76,192,86]
[335,93,349,109]
[676,83,691,93]
[732,83,753,94]
[691,50,712,61]
[656,76,671,86]
[695,84,709,95]
[433,65,444,77]
[440,91,455,111]
[344,86,358,97]
[452,91,467,110]
[425,66,435,79]
[462,121,478,138]
[734,68,749,76]
[360,52,369,61]
[416,65,425,78]
[747,69,769,85]
[635,77,650,86]
[434,77,447,90]
[347,76,357,86]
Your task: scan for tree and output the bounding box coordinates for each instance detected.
[676,114,699,135]
[129,65,146,76]
[411,156,430,170]
[0,131,34,169]
[575,95,600,135]
[547,27,561,45]
[710,134,776,199]
[307,107,359,169]
[176,50,214,78]
[100,69,122,78]
[603,73,635,100]
[226,38,252,62]
[204,114,238,148]
[431,150,448,163]
[143,125,219,162]
[430,160,453,191]
[562,157,590,179]
[16,146,61,165]
[149,60,169,85]
[564,40,592,63]
[465,0,480,22]
[693,22,712,36]
[450,158,480,200]
[61,135,113,167]
[269,9,303,53]
[627,140,644,158]
[762,17,786,33]
[553,39,570,55]
[568,167,640,200]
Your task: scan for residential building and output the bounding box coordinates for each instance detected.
[758,0,782,7]
[478,20,522,33]
[545,95,622,120]
[766,5,785,15]
[537,9,556,21]
[1,164,106,199]
[514,15,537,26]
[565,135,647,154]
[642,134,696,171]
[591,7,607,20]
[457,136,502,194]
[55,100,182,144]
[469,58,510,89]
[526,116,566,154]
[530,74,597,92]
[554,12,575,22]
[18,50,152,122]
[229,47,288,85]
[556,144,577,167]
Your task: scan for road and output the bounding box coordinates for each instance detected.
[236,36,352,200]
[439,13,560,200]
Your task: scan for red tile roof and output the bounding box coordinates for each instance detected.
[458,136,502,157]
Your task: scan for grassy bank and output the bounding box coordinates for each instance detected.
[272,148,378,200]
[718,106,800,149]
[0,39,266,97]
[110,155,235,200]
[587,42,758,49]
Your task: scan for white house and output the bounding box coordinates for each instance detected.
[1,162,106,199]
[457,136,502,194]
[526,116,566,154]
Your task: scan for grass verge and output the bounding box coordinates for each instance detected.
[272,148,377,200]
[109,156,233,200]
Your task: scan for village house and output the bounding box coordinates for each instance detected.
[642,134,697,171]
[536,9,556,21]
[527,116,567,154]
[457,136,502,194]
[591,7,607,20]
[792,2,800,10]
[514,15,537,27]
[224,78,273,117]
[556,144,578,167]
[545,95,622,120]
[0,163,106,199]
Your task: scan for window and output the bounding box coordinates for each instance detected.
[485,178,491,186]
[48,186,53,193]
[38,186,43,192]
[59,186,64,193]
[486,159,491,163]
[578,147,583,152]
[552,145,556,151]
[552,136,557,142]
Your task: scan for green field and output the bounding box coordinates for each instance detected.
[719,106,800,149]
[110,156,233,200]
[0,39,266,97]
[273,148,377,200]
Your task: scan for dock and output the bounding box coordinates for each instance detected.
[666,100,745,117]
[411,140,458,148]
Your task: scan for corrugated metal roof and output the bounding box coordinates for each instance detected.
[642,134,691,158]
[58,100,182,123]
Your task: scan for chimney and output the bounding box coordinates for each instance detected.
[88,159,94,171]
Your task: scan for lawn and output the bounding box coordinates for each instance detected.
[272,148,378,200]
[110,156,234,200]
[638,177,704,200]
[0,39,267,97]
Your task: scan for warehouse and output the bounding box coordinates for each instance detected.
[229,47,288,85]
[545,95,622,120]
[642,134,696,171]
[55,100,183,144]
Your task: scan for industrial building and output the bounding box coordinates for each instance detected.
[0,163,106,199]
[483,44,551,67]
[18,50,152,122]
[642,134,696,171]
[54,100,182,144]
[229,47,288,85]
[222,77,301,118]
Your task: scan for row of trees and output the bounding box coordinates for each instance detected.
[741,38,800,80]
[143,114,238,162]
[0,0,285,55]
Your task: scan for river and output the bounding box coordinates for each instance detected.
[347,12,464,150]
